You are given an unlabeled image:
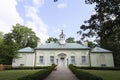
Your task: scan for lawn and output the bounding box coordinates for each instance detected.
[0,70,39,80]
[82,70,120,80]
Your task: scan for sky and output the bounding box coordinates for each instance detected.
[0,0,95,43]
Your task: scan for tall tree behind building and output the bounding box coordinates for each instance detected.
[66,37,75,43]
[1,24,39,64]
[4,24,39,48]
[46,37,58,43]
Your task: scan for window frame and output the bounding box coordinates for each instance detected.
[39,56,44,64]
[50,56,54,64]
[81,56,86,64]
[71,56,75,64]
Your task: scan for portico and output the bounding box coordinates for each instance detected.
[57,53,68,66]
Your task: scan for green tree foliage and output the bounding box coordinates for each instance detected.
[4,24,39,48]
[0,32,3,44]
[77,0,120,66]
[46,37,58,43]
[1,24,39,64]
[87,41,98,48]
[66,37,75,43]
[0,32,4,64]
[76,40,82,44]
[0,32,19,64]
[76,40,98,48]
[0,43,19,64]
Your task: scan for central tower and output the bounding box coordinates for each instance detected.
[59,30,66,45]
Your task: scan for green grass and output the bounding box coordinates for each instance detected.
[0,70,39,80]
[82,70,120,80]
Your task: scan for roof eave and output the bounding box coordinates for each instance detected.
[91,52,112,53]
[35,48,90,50]
[18,52,34,53]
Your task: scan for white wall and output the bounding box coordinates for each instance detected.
[12,53,35,67]
[35,49,90,67]
[90,53,114,67]
[12,50,115,67]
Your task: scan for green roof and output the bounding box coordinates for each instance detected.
[35,43,90,50]
[91,47,111,53]
[18,47,34,53]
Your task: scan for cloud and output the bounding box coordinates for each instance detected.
[33,0,44,8]
[0,0,23,33]
[0,0,49,43]
[25,0,49,43]
[57,3,67,9]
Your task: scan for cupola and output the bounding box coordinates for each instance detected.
[59,30,66,45]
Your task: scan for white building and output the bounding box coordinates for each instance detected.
[12,30,114,67]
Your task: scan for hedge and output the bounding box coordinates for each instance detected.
[18,64,56,80]
[69,64,103,80]
[76,66,120,70]
[5,66,50,70]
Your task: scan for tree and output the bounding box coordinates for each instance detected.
[0,32,4,64]
[46,37,58,43]
[0,43,19,64]
[4,24,39,48]
[0,32,18,64]
[77,0,120,67]
[0,32,3,45]
[66,37,75,43]
[87,41,98,48]
[1,24,39,64]
[76,40,82,44]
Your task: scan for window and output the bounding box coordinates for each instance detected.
[81,56,86,64]
[50,56,54,64]
[71,56,75,64]
[100,54,106,66]
[39,56,44,64]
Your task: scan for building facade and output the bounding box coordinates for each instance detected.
[12,31,114,67]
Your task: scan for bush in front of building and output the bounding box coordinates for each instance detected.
[18,64,56,80]
[69,64,103,80]
[5,66,50,70]
[76,66,120,70]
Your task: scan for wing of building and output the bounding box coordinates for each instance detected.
[12,30,114,67]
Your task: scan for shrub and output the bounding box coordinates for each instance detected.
[76,66,120,70]
[5,66,50,70]
[69,64,103,80]
[18,65,56,80]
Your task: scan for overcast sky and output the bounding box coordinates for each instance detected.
[0,0,95,43]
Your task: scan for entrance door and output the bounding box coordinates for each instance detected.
[60,57,65,66]
[58,53,67,66]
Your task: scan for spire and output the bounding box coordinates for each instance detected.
[61,29,63,35]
